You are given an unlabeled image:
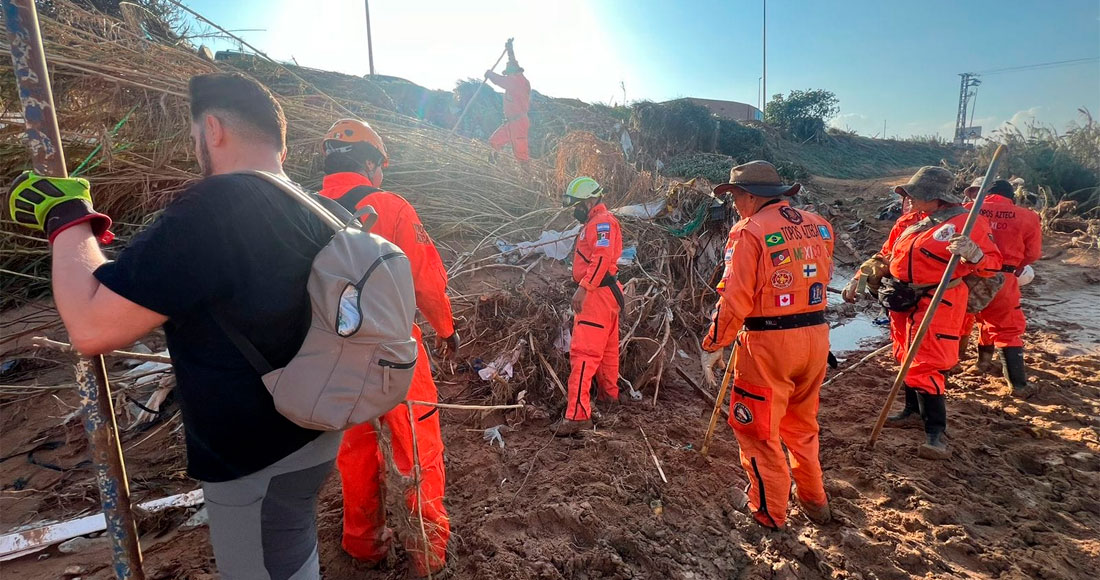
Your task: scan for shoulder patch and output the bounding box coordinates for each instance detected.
[933,223,957,242]
[779,206,804,224]
[414,223,430,244]
[817,224,832,240]
[596,222,612,232]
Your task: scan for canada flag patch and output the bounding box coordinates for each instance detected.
[775,294,793,307]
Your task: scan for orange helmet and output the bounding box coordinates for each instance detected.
[323,119,388,167]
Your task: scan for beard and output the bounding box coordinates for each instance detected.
[198,129,214,177]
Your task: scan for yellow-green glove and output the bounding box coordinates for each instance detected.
[8,171,113,243]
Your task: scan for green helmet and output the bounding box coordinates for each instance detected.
[563,176,603,206]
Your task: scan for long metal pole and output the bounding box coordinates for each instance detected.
[1,2,145,578]
[761,0,766,118]
[700,348,737,457]
[868,145,1007,448]
[364,0,375,75]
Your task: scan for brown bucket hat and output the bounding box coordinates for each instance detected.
[713,160,801,198]
[894,166,962,204]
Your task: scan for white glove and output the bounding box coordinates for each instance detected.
[947,233,984,263]
[701,349,725,386]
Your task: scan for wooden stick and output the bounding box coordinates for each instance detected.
[529,333,568,396]
[451,41,510,133]
[33,337,171,364]
[821,343,890,387]
[674,366,728,419]
[869,144,1008,448]
[639,427,668,484]
[405,400,523,411]
[701,347,737,457]
[405,401,434,580]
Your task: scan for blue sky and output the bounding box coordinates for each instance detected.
[185,0,1099,139]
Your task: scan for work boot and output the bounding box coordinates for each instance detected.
[1001,346,1038,399]
[885,387,923,428]
[917,392,951,460]
[549,417,592,437]
[797,497,833,525]
[974,345,998,375]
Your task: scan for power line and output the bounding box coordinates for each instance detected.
[978,56,1099,76]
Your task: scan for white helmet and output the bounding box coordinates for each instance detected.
[1017,264,1035,286]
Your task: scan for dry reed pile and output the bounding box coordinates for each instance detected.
[1,1,730,409]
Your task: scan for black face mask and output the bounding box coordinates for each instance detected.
[573,205,589,223]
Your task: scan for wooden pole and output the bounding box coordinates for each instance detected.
[700,348,737,456]
[451,40,511,133]
[2,2,144,577]
[868,145,1007,448]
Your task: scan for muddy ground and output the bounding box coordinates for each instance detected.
[2,178,1098,579]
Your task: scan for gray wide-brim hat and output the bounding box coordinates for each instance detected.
[713,160,801,198]
[894,166,962,204]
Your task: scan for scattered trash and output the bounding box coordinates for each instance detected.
[58,536,107,554]
[617,246,638,266]
[495,225,581,263]
[483,425,506,448]
[613,199,665,219]
[477,339,527,382]
[650,499,664,517]
[123,353,172,387]
[179,507,209,530]
[0,359,20,377]
[0,489,204,561]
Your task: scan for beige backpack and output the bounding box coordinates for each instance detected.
[217,171,417,430]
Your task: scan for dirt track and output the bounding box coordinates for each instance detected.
[2,204,1099,579]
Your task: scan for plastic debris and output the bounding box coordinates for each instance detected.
[613,200,665,219]
[496,225,581,263]
[483,425,505,448]
[617,246,637,267]
[478,339,527,382]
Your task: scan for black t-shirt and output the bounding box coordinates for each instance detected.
[95,174,332,482]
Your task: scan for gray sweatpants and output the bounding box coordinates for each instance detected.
[201,431,341,580]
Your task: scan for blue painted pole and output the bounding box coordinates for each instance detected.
[2,1,145,578]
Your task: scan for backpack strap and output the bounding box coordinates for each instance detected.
[211,311,275,376]
[333,185,383,214]
[234,170,345,232]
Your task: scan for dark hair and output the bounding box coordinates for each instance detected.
[323,142,384,175]
[987,179,1015,196]
[189,73,286,150]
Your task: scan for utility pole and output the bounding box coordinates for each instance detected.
[953,72,981,146]
[364,0,375,76]
[757,76,762,112]
[762,0,766,118]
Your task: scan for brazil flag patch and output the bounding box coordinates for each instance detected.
[765,231,786,247]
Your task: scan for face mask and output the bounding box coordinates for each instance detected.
[573,205,589,223]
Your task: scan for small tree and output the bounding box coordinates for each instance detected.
[765,89,840,142]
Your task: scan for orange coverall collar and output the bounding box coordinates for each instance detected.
[320,172,377,199]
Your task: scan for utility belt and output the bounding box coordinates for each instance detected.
[600,273,625,310]
[1000,265,1018,274]
[878,276,962,313]
[743,311,826,331]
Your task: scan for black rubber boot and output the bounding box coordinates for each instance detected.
[917,393,950,460]
[1001,346,1038,398]
[885,387,923,428]
[975,345,997,375]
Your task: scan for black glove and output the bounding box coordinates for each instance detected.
[436,331,460,361]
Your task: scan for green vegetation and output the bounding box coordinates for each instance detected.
[766,132,952,180]
[765,89,840,143]
[967,110,1099,211]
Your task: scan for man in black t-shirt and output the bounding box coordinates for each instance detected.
[9,73,335,579]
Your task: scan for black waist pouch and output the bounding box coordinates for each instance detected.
[878,277,923,312]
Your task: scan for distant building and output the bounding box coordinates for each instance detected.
[678,98,763,122]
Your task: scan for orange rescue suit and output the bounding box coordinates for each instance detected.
[882,208,1002,394]
[960,194,1042,348]
[566,203,623,421]
[485,71,532,161]
[319,172,450,576]
[703,200,834,529]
